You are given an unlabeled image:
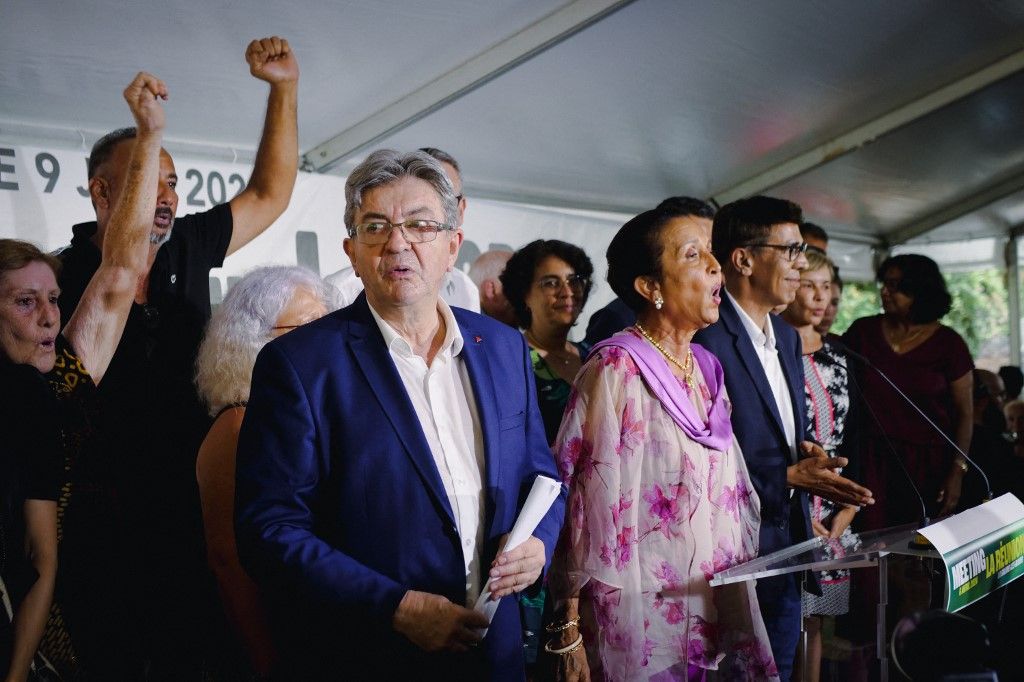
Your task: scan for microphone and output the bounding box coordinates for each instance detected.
[831,339,994,515]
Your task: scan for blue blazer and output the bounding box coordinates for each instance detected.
[693,293,814,558]
[235,295,566,680]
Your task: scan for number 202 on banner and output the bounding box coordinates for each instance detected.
[0,148,246,206]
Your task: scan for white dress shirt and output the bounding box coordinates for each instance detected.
[368,299,487,605]
[726,290,798,460]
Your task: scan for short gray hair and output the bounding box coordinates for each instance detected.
[343,149,458,234]
[195,265,340,415]
[468,250,512,287]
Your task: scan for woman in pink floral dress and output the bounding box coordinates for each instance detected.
[547,206,777,681]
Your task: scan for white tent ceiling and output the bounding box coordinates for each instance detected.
[4,0,1024,280]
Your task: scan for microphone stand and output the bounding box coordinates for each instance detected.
[835,340,993,510]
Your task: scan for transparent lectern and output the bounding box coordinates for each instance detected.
[710,522,938,682]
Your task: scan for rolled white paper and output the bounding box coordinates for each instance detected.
[474,475,562,634]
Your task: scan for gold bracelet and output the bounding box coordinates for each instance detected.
[544,616,580,633]
[954,457,969,473]
[544,633,584,656]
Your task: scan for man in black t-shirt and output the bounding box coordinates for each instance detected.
[55,37,300,680]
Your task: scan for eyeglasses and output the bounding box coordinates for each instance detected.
[535,274,590,293]
[271,317,320,332]
[349,219,454,245]
[747,242,809,262]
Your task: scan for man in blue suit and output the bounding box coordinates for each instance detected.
[693,196,873,680]
[235,149,565,679]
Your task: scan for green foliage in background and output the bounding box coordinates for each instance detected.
[831,269,1008,359]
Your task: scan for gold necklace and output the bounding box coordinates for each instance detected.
[887,322,927,352]
[634,323,694,388]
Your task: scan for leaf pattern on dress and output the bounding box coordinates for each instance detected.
[642,483,683,539]
[617,398,645,455]
[640,631,655,668]
[599,525,635,572]
[600,345,640,381]
[662,599,686,625]
[699,536,738,582]
[653,560,683,592]
[559,435,598,485]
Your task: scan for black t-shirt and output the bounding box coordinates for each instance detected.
[54,204,232,620]
[0,361,61,613]
[58,202,232,331]
[57,203,231,423]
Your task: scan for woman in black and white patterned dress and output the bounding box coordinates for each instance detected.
[781,249,861,682]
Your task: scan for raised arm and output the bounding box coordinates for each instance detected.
[63,72,165,384]
[226,36,299,256]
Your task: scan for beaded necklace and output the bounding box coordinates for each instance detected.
[633,323,694,389]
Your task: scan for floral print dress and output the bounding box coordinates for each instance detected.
[554,344,778,681]
[800,341,856,616]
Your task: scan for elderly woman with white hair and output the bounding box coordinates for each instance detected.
[195,265,338,679]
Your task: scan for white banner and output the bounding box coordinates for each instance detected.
[0,143,622,322]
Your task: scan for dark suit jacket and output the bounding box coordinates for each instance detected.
[235,295,565,680]
[583,297,636,346]
[693,293,814,559]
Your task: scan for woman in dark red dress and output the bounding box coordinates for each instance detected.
[843,254,973,529]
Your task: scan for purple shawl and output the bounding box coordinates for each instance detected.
[592,329,733,452]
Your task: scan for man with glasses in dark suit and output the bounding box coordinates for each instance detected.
[694,196,873,680]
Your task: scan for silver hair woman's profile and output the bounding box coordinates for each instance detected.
[195,265,339,415]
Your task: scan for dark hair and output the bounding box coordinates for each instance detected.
[999,365,1024,401]
[712,195,803,267]
[973,369,1002,402]
[418,147,460,175]
[605,208,680,313]
[800,222,829,246]
[876,253,952,323]
[500,240,593,329]
[0,239,61,281]
[655,196,716,220]
[88,127,138,179]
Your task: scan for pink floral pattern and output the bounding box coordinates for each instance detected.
[553,348,779,681]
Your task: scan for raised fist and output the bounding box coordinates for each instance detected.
[245,36,299,84]
[122,71,167,134]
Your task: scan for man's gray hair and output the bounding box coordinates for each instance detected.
[195,265,341,416]
[418,147,460,175]
[469,250,513,287]
[343,149,458,234]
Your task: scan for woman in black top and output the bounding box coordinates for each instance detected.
[0,71,165,681]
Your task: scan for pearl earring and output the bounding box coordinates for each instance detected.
[654,294,664,310]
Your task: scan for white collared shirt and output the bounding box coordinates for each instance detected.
[368,300,486,605]
[726,290,798,460]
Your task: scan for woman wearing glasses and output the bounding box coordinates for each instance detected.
[194,266,337,679]
[843,254,973,527]
[498,240,593,674]
[500,240,595,446]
